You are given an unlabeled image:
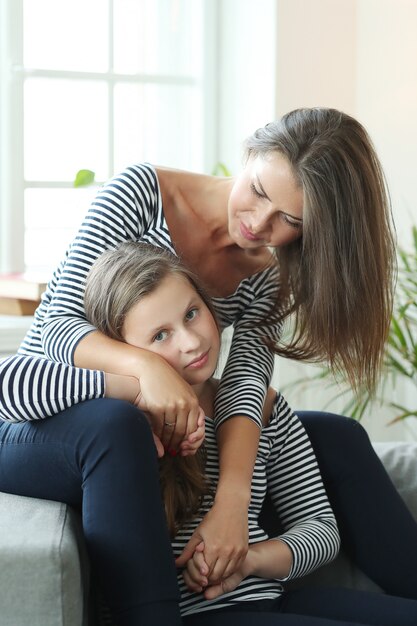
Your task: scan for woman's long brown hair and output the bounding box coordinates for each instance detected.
[246,108,396,392]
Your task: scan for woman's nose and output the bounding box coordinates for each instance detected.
[252,210,270,234]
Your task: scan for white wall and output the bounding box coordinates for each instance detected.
[216,0,277,174]
[275,0,357,116]
[356,0,417,250]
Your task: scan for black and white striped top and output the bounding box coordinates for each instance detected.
[0,163,280,424]
[174,393,340,616]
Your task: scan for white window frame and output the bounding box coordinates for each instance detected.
[0,0,219,274]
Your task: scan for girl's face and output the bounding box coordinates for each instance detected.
[227,152,303,249]
[123,273,220,389]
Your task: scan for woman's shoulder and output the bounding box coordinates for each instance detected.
[106,162,159,192]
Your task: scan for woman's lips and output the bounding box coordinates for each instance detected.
[186,350,209,369]
[240,221,261,242]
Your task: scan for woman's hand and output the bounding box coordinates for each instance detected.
[133,351,201,450]
[175,496,249,582]
[182,541,254,599]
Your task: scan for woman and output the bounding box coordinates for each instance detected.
[84,241,416,626]
[1,108,416,602]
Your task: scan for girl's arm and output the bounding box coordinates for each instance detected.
[187,394,340,599]
[265,395,340,580]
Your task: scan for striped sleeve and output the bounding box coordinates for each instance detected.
[266,395,340,580]
[213,266,280,429]
[40,164,158,365]
[0,355,105,422]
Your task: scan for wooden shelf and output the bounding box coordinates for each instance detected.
[0,298,40,316]
[0,273,48,316]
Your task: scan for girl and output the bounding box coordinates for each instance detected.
[1,108,416,602]
[84,241,417,626]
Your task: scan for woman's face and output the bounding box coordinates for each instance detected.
[122,273,220,389]
[227,152,303,249]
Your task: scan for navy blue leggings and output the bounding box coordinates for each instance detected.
[297,412,417,600]
[183,587,417,625]
[1,402,417,625]
[0,399,182,626]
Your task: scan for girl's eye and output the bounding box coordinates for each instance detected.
[153,330,169,343]
[250,182,265,199]
[282,214,303,230]
[185,307,198,321]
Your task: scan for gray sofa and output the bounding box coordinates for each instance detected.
[0,441,416,626]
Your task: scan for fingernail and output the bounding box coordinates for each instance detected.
[168,448,178,457]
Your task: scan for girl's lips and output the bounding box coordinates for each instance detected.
[240,221,261,242]
[186,350,209,369]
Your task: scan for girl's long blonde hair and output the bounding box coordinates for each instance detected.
[246,108,396,392]
[84,241,215,536]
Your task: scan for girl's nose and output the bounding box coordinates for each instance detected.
[179,328,201,352]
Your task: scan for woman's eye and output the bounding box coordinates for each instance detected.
[250,182,265,199]
[153,330,168,342]
[282,214,303,230]
[185,307,198,321]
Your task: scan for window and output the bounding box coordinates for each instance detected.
[0,0,215,275]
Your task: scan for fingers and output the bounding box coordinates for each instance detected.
[159,402,202,452]
[182,549,209,592]
[180,418,205,456]
[152,433,165,458]
[204,546,247,584]
[212,553,244,581]
[175,536,204,568]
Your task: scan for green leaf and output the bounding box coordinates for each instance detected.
[211,162,232,177]
[74,169,95,187]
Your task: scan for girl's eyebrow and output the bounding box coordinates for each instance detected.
[146,294,198,338]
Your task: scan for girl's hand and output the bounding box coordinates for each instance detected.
[175,497,249,582]
[180,408,206,456]
[181,541,209,592]
[133,352,201,450]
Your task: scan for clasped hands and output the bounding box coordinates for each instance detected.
[175,499,250,599]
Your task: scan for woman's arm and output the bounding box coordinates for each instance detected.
[0,354,105,422]
[181,267,280,578]
[12,165,200,435]
[39,164,157,366]
[75,330,201,449]
[176,417,259,579]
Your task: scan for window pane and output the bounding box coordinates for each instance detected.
[113,0,204,76]
[114,83,203,172]
[24,78,109,181]
[23,0,109,72]
[24,187,97,273]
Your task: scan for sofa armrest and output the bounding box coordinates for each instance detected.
[0,492,90,626]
